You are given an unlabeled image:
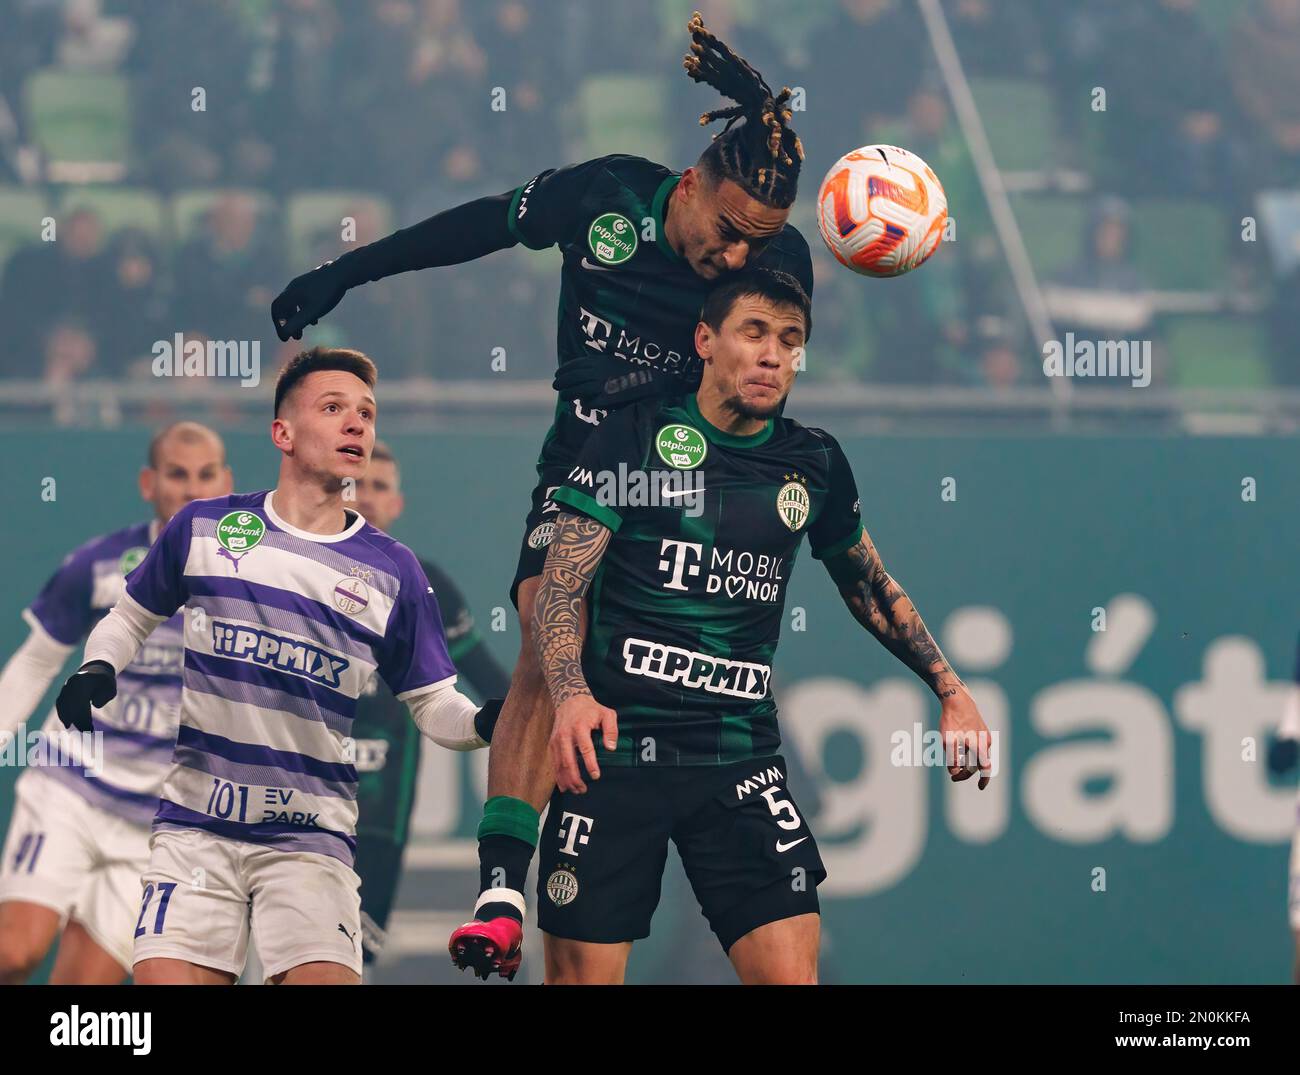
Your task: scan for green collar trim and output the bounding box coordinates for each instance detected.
[683,393,774,448]
[652,174,683,262]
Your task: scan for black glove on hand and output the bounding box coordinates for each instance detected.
[271,260,351,342]
[1267,735,1299,775]
[552,358,702,410]
[55,660,117,733]
[474,698,505,744]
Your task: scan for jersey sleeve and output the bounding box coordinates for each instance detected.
[124,503,195,616]
[377,546,458,698]
[419,558,481,662]
[808,432,864,560]
[24,546,97,646]
[550,403,650,533]
[505,157,611,251]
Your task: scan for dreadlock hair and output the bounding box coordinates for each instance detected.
[682,10,804,208]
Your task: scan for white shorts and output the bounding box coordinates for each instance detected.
[1290,827,1300,931]
[133,827,362,980]
[0,774,149,971]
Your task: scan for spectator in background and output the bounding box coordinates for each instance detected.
[174,191,280,341]
[1229,0,1300,188]
[799,0,929,183]
[42,319,97,385]
[121,0,255,189]
[1097,0,1247,203]
[56,0,133,71]
[466,1,561,180]
[942,0,1049,78]
[0,207,113,369]
[1045,196,1157,384]
[95,227,167,377]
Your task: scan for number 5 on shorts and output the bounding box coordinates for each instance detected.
[760,786,802,830]
[134,881,178,938]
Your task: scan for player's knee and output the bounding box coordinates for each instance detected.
[0,926,47,983]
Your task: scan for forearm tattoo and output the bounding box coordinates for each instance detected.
[532,512,611,708]
[831,532,965,699]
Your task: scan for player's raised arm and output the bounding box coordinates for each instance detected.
[271,158,604,342]
[532,511,614,795]
[823,528,991,789]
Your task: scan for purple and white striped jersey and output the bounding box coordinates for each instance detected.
[22,520,183,827]
[123,490,458,866]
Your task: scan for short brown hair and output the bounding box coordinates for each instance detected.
[274,346,378,417]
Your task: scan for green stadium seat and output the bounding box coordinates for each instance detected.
[578,75,668,167]
[286,192,393,270]
[0,187,50,269]
[58,186,165,239]
[968,77,1057,174]
[1009,193,1087,278]
[1164,315,1272,388]
[172,189,273,242]
[24,69,129,183]
[1130,198,1229,292]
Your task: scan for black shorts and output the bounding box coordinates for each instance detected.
[509,464,572,609]
[536,755,825,953]
[354,835,404,965]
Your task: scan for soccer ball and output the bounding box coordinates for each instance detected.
[816,145,948,277]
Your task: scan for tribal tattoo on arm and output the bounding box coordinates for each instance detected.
[826,529,966,700]
[532,512,612,708]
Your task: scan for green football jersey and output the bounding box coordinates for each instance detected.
[551,392,863,767]
[506,154,814,471]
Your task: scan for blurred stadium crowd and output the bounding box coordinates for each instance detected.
[0,0,1298,392]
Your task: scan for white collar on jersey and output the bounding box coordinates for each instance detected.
[263,489,367,544]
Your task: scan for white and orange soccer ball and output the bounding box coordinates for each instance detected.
[816,145,948,277]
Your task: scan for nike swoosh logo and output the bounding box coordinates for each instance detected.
[775,836,808,853]
[660,487,702,499]
[580,257,616,272]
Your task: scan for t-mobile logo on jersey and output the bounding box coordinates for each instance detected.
[658,539,703,590]
[557,812,595,856]
[658,540,787,601]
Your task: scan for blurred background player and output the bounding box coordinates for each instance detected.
[0,422,231,984]
[54,348,500,985]
[532,268,991,983]
[271,10,813,981]
[1268,630,1300,983]
[349,440,509,972]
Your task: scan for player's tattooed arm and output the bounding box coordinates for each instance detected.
[532,512,612,708]
[826,528,966,700]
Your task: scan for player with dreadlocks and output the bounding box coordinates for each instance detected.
[271,12,813,981]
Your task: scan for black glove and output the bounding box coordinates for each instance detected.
[271,260,351,342]
[55,660,117,733]
[552,358,702,410]
[1268,735,1299,775]
[474,698,505,744]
